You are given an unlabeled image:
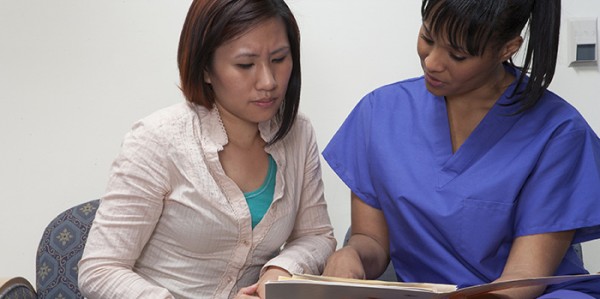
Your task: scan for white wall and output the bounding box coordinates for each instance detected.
[1,0,599,285]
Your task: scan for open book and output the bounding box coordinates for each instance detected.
[265,273,600,299]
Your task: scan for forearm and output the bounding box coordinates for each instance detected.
[265,231,336,275]
[479,230,575,299]
[346,233,390,279]
[472,271,547,299]
[78,260,174,298]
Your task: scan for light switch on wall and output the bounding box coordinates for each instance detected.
[567,17,598,65]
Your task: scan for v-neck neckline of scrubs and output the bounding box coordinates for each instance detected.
[433,69,524,189]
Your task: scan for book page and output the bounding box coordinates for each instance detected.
[286,273,457,292]
[266,279,454,299]
[267,274,457,299]
[265,273,600,299]
[452,273,600,297]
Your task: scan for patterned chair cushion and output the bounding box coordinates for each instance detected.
[0,277,37,299]
[35,199,99,299]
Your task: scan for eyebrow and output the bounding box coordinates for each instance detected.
[422,23,468,54]
[422,23,432,35]
[234,46,290,59]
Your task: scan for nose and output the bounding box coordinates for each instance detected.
[256,64,277,91]
[423,47,445,73]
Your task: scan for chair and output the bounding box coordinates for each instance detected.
[1,199,100,299]
[0,277,36,299]
[35,199,100,299]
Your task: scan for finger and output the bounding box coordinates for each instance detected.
[238,283,259,295]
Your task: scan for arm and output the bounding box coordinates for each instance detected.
[323,192,390,280]
[471,230,574,299]
[78,122,174,299]
[480,129,596,298]
[257,121,336,296]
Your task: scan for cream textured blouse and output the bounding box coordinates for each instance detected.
[78,102,336,299]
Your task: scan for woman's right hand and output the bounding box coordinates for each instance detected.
[234,283,260,299]
[322,246,366,279]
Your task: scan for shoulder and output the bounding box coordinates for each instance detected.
[136,102,196,128]
[368,76,425,97]
[358,76,429,110]
[128,102,198,141]
[345,76,433,124]
[508,64,592,134]
[531,90,595,136]
[292,111,314,130]
[284,111,316,143]
[511,89,600,156]
[135,102,196,130]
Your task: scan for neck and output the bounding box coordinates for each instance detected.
[217,108,263,150]
[227,128,262,150]
[447,64,513,110]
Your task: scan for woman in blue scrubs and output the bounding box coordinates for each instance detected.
[322,0,600,298]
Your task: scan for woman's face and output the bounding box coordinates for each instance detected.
[417,23,505,100]
[205,17,292,126]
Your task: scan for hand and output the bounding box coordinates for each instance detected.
[235,283,260,299]
[322,246,366,279]
[236,266,291,299]
[254,266,291,298]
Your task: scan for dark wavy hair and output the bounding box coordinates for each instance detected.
[178,0,301,144]
[421,0,561,112]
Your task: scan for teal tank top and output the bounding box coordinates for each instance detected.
[243,155,276,228]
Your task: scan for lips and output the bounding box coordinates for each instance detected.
[252,97,277,107]
[424,73,444,87]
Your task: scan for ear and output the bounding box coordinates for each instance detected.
[499,36,523,61]
[203,69,212,84]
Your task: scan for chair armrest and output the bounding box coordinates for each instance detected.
[0,276,37,299]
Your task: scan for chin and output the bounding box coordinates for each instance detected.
[254,110,280,123]
[425,85,446,97]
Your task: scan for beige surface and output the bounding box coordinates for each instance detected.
[266,273,600,299]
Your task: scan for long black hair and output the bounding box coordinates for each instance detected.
[421,0,561,112]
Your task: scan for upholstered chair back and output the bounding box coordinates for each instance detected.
[35,199,99,299]
[0,277,36,299]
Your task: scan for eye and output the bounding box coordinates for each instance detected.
[420,34,434,45]
[272,54,289,64]
[236,63,254,69]
[450,53,467,62]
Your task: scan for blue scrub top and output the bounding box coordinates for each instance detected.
[323,66,600,296]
